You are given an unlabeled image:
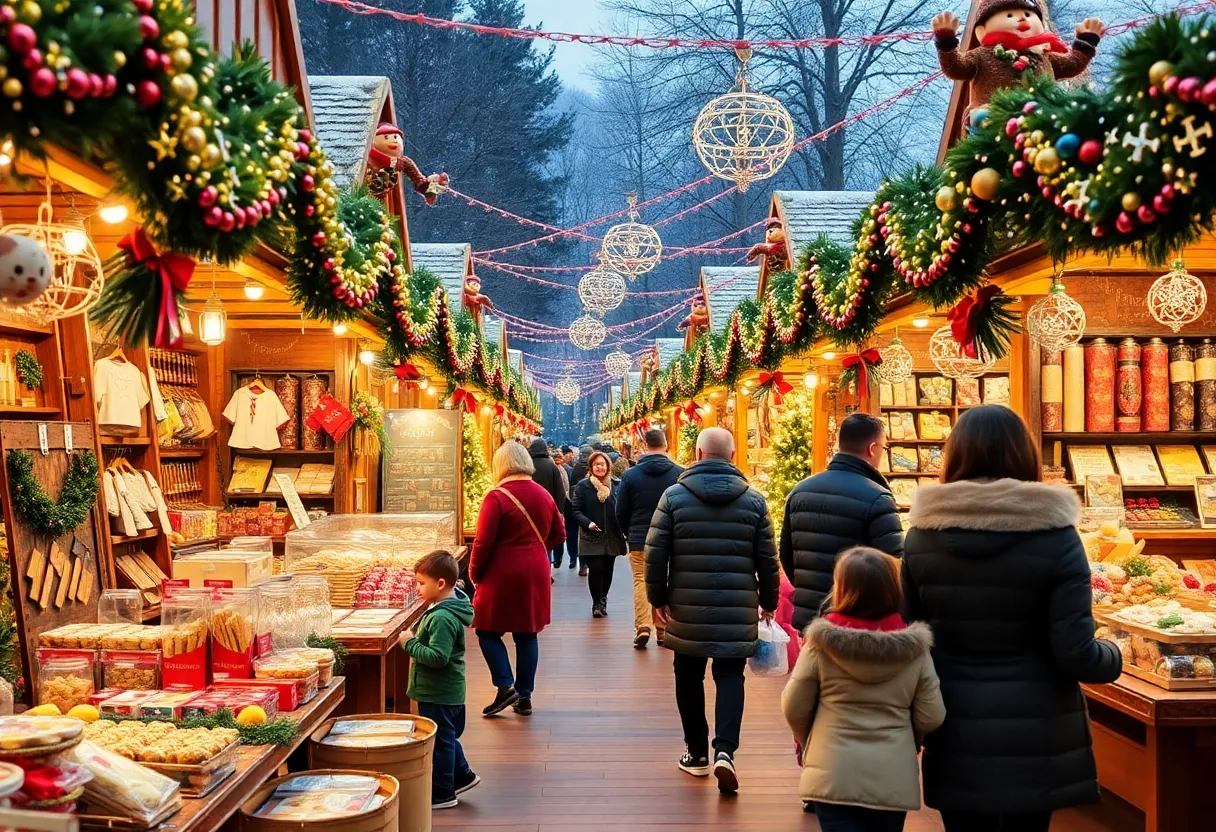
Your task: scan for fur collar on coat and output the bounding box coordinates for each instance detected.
[908,478,1080,533]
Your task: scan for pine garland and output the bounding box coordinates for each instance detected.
[462,413,492,528]
[103,709,299,746]
[13,350,42,389]
[6,450,98,538]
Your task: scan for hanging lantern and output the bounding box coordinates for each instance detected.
[199,290,226,346]
[930,324,994,379]
[692,47,795,191]
[1147,259,1206,333]
[878,332,914,384]
[1026,278,1087,351]
[578,264,628,313]
[569,313,606,350]
[554,373,581,405]
[1,199,103,322]
[601,193,662,279]
[604,350,632,378]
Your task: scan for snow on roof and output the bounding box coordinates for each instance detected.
[774,191,875,259]
[655,338,684,369]
[700,266,761,334]
[307,76,391,188]
[410,243,471,317]
[626,371,641,395]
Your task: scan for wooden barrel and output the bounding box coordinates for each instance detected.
[239,770,399,832]
[308,713,436,832]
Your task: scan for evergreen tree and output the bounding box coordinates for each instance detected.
[462,413,493,529]
[761,390,815,522]
[677,421,700,466]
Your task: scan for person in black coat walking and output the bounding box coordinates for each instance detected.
[779,412,903,630]
[571,451,626,617]
[645,427,779,795]
[615,428,682,648]
[529,439,567,570]
[901,405,1121,832]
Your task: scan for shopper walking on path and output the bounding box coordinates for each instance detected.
[645,427,780,794]
[615,427,682,649]
[527,439,566,569]
[571,451,626,618]
[902,405,1121,832]
[780,412,904,630]
[569,444,592,576]
[469,442,565,718]
[782,546,944,831]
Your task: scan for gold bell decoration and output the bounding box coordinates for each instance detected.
[1025,277,1087,352]
[601,193,662,279]
[1147,259,1206,333]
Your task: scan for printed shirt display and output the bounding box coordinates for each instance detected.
[222,386,290,450]
[93,358,151,428]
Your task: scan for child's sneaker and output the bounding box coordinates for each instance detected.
[455,772,481,795]
[713,751,738,793]
[432,796,458,810]
[677,749,710,776]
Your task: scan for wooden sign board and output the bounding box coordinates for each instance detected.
[0,421,105,698]
[381,409,463,533]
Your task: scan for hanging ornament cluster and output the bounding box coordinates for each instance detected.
[1026,279,1087,352]
[569,313,607,350]
[692,48,795,191]
[601,193,662,279]
[578,263,627,313]
[930,324,995,379]
[554,372,581,405]
[878,332,914,384]
[604,349,632,378]
[1147,260,1206,333]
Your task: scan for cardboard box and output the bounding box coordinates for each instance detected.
[171,551,273,589]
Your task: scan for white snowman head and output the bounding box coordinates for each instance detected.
[0,234,52,305]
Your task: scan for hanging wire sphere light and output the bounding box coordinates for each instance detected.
[604,349,632,378]
[878,334,914,384]
[1147,259,1206,333]
[930,324,995,380]
[569,313,607,350]
[2,200,103,323]
[578,264,628,313]
[693,48,796,192]
[554,374,581,405]
[601,193,662,279]
[1026,279,1087,352]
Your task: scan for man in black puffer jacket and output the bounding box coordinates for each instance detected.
[780,413,904,629]
[646,427,779,795]
[528,439,566,570]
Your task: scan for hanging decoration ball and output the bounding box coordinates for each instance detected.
[578,264,627,313]
[1147,260,1207,333]
[1033,146,1062,175]
[1,203,104,322]
[0,232,51,306]
[930,324,996,379]
[1121,192,1142,212]
[970,167,1001,201]
[692,47,795,191]
[601,193,662,279]
[1025,280,1087,353]
[170,73,198,102]
[878,335,914,384]
[1055,133,1081,159]
[1078,140,1103,166]
[935,186,958,212]
[554,375,581,406]
[1149,60,1175,88]
[604,350,632,378]
[569,313,607,350]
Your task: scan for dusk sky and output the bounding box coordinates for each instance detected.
[521,0,609,91]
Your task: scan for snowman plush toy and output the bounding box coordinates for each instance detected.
[0,234,51,306]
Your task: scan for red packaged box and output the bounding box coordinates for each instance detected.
[161,596,211,690]
[181,687,278,721]
[211,588,259,681]
[213,672,317,712]
[88,688,123,707]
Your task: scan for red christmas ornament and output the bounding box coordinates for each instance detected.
[132,0,153,10]
[1153,194,1172,214]
[138,16,159,41]
[28,68,55,97]
[204,206,222,226]
[7,23,36,53]
[1077,140,1103,165]
[0,6,14,23]
[198,186,217,207]
[88,73,103,97]
[1164,75,1180,95]
[1137,205,1157,224]
[301,174,315,192]
[299,129,312,143]
[1011,160,1028,177]
[1178,76,1201,102]
[64,69,90,100]
[135,80,161,107]
[1203,78,1216,107]
[219,212,236,232]
[20,49,40,71]
[1115,212,1135,234]
[1092,223,1108,238]
[141,48,159,70]
[311,231,326,247]
[1161,183,1177,200]
[1005,117,1020,137]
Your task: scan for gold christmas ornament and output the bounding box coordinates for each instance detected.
[930,324,995,379]
[970,167,1001,200]
[601,193,662,279]
[935,186,958,212]
[569,313,607,350]
[577,262,627,313]
[1,198,103,324]
[692,48,795,192]
[1025,278,1087,352]
[604,349,632,378]
[1147,259,1206,332]
[878,332,914,384]
[554,372,581,405]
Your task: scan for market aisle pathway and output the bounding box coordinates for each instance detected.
[436,567,1141,831]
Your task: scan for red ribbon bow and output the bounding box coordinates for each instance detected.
[393,361,421,381]
[947,285,1002,359]
[841,348,883,394]
[118,228,194,349]
[681,400,702,424]
[980,30,1069,55]
[493,404,506,419]
[451,387,478,412]
[757,371,794,405]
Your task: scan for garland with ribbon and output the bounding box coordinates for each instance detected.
[6,450,99,538]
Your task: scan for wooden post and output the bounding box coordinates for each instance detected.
[665,410,678,462]
[812,383,830,473]
[733,390,750,473]
[478,409,493,468]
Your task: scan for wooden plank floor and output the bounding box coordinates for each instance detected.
[438,566,1143,831]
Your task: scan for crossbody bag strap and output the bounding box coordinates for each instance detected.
[494,486,546,548]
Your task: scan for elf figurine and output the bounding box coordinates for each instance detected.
[676,292,710,350]
[933,0,1104,117]
[461,274,493,326]
[366,122,449,204]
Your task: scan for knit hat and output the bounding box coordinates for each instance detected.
[976,0,1042,25]
[375,121,403,137]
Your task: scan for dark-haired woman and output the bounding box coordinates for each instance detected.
[572,451,626,618]
[901,404,1121,832]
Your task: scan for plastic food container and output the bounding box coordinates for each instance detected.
[140,690,201,721]
[162,593,213,690]
[101,650,161,690]
[279,647,335,687]
[99,589,144,625]
[211,586,261,680]
[295,576,332,640]
[36,649,96,713]
[1096,603,1216,690]
[260,580,306,651]
[181,687,279,722]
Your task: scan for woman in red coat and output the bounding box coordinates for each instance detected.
[471,441,565,717]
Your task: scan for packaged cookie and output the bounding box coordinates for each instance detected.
[162,594,212,690]
[100,590,143,625]
[36,649,96,713]
[102,650,161,691]
[211,587,260,680]
[889,446,918,473]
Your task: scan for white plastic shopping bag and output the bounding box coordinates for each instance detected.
[748,618,791,676]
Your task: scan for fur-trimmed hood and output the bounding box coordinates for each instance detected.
[908,478,1080,533]
[804,619,934,684]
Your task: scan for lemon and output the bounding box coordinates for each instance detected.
[67,704,99,723]
[236,705,267,725]
[27,704,61,716]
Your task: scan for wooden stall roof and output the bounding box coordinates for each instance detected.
[483,313,508,354]
[767,190,874,294]
[655,337,684,369]
[624,371,640,397]
[411,242,473,317]
[610,385,622,408]
[699,266,761,335]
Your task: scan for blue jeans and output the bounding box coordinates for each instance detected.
[417,702,473,802]
[814,803,906,832]
[476,630,538,698]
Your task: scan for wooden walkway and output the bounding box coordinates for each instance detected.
[437,566,1142,831]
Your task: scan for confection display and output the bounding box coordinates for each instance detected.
[1086,339,1116,432]
[1116,339,1142,432]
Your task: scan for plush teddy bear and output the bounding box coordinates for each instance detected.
[747,218,789,273]
[461,274,493,325]
[933,0,1104,119]
[639,345,659,381]
[366,122,449,204]
[676,292,710,349]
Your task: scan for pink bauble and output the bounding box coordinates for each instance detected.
[28,68,56,98]
[301,174,315,192]
[1115,212,1135,234]
[141,48,159,70]
[1137,205,1157,224]
[7,24,36,54]
[219,212,236,233]
[0,7,15,23]
[204,206,222,226]
[1153,194,1172,214]
[64,69,90,100]
[135,80,161,107]
[1005,117,1020,137]
[198,186,218,207]
[88,74,104,98]
[133,0,153,10]
[1161,183,1177,200]
[1078,140,1103,165]
[21,49,41,71]
[1203,78,1216,107]
[299,129,312,143]
[1164,75,1180,95]
[139,16,160,41]
[1012,160,1028,177]
[1178,76,1201,102]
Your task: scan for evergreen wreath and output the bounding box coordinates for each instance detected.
[6,450,99,538]
[13,350,42,389]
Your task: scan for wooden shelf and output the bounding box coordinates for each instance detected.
[230,447,332,455]
[1065,483,1196,492]
[1046,432,1216,443]
[219,533,286,544]
[111,529,160,545]
[225,491,334,500]
[159,447,207,458]
[101,436,152,446]
[0,317,52,338]
[1133,528,1216,539]
[0,405,59,415]
[880,404,957,411]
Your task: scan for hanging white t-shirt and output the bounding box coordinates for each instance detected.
[93,357,151,428]
[223,386,290,450]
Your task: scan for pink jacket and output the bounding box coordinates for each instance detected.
[777,573,801,669]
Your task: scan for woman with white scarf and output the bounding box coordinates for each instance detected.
[572,451,626,618]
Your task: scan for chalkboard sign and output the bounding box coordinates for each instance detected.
[381,409,462,526]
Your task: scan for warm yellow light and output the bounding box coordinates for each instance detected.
[481,405,492,416]
[99,204,129,224]
[359,348,377,366]
[62,212,89,256]
[419,378,429,390]
[912,316,930,329]
[822,351,836,361]
[427,386,439,396]
[332,322,348,336]
[199,292,226,346]
[0,154,12,168]
[709,391,721,399]
[242,280,265,301]
[803,371,819,389]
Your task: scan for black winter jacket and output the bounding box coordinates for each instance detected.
[571,477,625,557]
[779,454,904,630]
[615,453,683,549]
[901,478,1122,814]
[528,440,566,512]
[645,459,780,659]
[570,449,591,496]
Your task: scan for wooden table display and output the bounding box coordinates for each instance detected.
[0,421,106,697]
[1083,675,1216,832]
[78,678,346,831]
[333,605,424,716]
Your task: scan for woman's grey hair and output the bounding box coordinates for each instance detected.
[492,441,535,482]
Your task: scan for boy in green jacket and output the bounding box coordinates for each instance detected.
[399,550,478,809]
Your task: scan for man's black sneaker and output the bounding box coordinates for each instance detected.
[677,750,710,777]
[633,630,649,649]
[713,751,739,793]
[578,566,588,576]
[432,797,458,809]
[513,697,532,715]
[482,686,519,716]
[455,773,481,795]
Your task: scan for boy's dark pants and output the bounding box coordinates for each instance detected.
[417,702,473,801]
